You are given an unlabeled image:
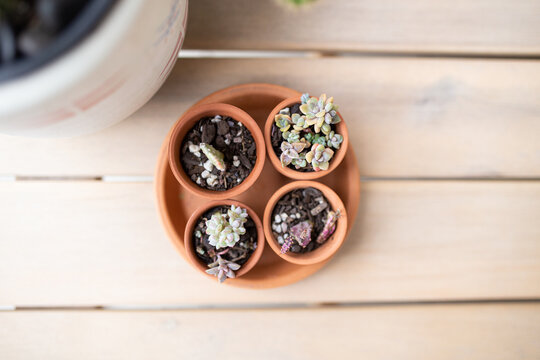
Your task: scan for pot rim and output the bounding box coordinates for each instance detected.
[263,180,348,265]
[184,200,266,279]
[168,102,266,200]
[264,96,349,180]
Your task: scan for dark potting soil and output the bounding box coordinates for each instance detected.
[270,187,333,254]
[271,102,315,173]
[180,115,256,191]
[192,206,258,267]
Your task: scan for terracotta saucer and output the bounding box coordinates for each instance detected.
[155,83,361,288]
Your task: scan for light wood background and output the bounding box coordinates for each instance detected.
[1,0,540,358]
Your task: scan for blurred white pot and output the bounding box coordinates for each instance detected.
[0,0,188,137]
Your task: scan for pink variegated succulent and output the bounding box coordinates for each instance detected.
[205,255,241,283]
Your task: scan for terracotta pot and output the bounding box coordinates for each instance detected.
[168,103,266,200]
[184,200,265,280]
[264,96,349,180]
[263,181,348,265]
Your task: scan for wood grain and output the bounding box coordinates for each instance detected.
[1,180,539,305]
[183,0,540,55]
[0,58,539,178]
[2,304,540,359]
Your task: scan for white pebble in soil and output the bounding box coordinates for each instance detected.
[280,213,288,221]
[281,222,288,232]
[193,151,201,158]
[272,223,282,233]
[279,107,290,115]
[207,176,218,187]
[224,138,231,145]
[274,214,281,223]
[277,236,284,245]
[296,213,301,219]
[196,177,202,185]
[232,155,240,167]
[203,160,214,172]
[211,115,222,123]
[238,122,243,127]
[188,144,200,153]
[201,170,210,179]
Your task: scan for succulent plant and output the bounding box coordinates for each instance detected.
[227,205,248,235]
[327,131,343,149]
[280,235,294,254]
[290,221,313,248]
[280,221,313,254]
[280,141,309,167]
[291,157,307,169]
[282,130,301,143]
[205,206,248,249]
[316,209,341,244]
[205,255,241,283]
[305,132,326,147]
[291,113,308,131]
[300,93,340,133]
[200,143,226,171]
[275,114,291,132]
[305,143,334,171]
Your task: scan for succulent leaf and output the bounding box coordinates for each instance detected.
[205,255,240,283]
[200,143,226,171]
[290,221,313,248]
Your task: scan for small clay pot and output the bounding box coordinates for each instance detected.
[264,96,349,180]
[263,181,348,265]
[168,103,266,200]
[184,200,265,280]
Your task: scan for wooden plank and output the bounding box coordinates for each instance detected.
[0,58,539,178]
[183,0,540,55]
[1,180,539,305]
[1,304,540,359]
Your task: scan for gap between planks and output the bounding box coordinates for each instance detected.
[4,298,540,312]
[178,49,540,60]
[3,176,540,183]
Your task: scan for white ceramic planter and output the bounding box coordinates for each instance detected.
[0,0,188,137]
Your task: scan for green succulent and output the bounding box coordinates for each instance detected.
[282,130,301,143]
[291,157,307,169]
[291,113,308,131]
[305,143,334,171]
[275,114,291,132]
[300,93,340,133]
[305,132,326,147]
[200,143,226,171]
[327,131,344,149]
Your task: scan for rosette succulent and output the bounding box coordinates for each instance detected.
[275,113,291,132]
[205,255,241,283]
[327,131,343,149]
[205,206,249,249]
[280,141,308,167]
[305,143,334,171]
[300,93,340,133]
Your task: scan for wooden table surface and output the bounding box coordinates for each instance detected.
[1,0,540,358]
